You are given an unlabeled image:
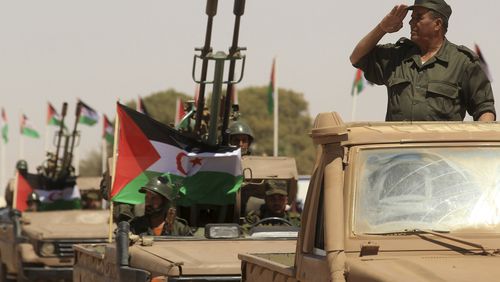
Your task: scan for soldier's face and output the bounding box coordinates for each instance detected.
[409,7,440,45]
[230,134,250,154]
[145,191,165,214]
[265,194,288,216]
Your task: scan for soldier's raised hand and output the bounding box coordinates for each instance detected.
[379,5,408,33]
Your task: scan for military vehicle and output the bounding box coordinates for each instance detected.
[0,103,111,282]
[239,113,500,282]
[73,155,299,281]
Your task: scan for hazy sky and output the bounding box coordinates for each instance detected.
[0,0,499,187]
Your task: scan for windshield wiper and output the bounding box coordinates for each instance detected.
[365,229,499,255]
[364,229,450,236]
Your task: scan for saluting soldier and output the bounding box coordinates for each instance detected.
[245,180,301,227]
[350,0,495,121]
[130,176,192,236]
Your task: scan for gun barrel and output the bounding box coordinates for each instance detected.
[221,0,246,146]
[194,0,218,135]
[52,102,68,179]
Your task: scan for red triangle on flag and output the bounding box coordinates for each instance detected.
[111,105,161,198]
[15,173,34,212]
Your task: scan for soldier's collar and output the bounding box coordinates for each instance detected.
[433,38,450,63]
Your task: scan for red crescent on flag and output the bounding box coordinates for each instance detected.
[176,152,188,175]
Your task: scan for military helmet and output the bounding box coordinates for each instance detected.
[16,160,28,171]
[26,192,41,203]
[228,121,254,141]
[139,175,178,201]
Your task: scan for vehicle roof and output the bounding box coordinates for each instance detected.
[311,112,500,146]
[21,210,111,239]
[242,156,298,180]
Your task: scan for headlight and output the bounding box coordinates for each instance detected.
[40,242,56,256]
[205,224,240,239]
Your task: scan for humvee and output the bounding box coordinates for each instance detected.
[0,176,110,282]
[239,113,500,282]
[73,156,300,282]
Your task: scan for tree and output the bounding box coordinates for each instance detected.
[79,149,103,176]
[238,86,316,175]
[128,89,192,126]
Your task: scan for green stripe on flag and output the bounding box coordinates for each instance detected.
[22,127,40,138]
[80,116,98,126]
[1,125,7,143]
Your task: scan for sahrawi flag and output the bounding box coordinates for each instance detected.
[47,102,63,127]
[103,114,114,144]
[20,114,40,138]
[267,58,276,115]
[1,108,7,144]
[111,103,243,206]
[78,100,99,126]
[351,68,365,96]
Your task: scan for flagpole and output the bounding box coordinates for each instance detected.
[108,106,120,242]
[273,57,279,157]
[19,136,24,160]
[44,124,49,153]
[101,139,107,174]
[13,171,19,209]
[351,93,358,122]
[0,142,5,205]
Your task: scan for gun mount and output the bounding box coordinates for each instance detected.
[38,102,81,190]
[189,0,247,146]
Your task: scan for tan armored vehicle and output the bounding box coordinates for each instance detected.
[73,156,300,282]
[240,113,500,282]
[0,176,109,282]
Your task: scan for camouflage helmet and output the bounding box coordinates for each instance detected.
[228,121,254,141]
[16,160,28,171]
[139,175,178,201]
[26,192,41,203]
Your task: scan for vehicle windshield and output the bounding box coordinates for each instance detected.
[354,146,500,234]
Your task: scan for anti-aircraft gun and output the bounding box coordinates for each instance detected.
[38,102,81,191]
[174,0,246,146]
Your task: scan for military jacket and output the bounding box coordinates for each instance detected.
[130,215,192,236]
[354,38,495,121]
[245,204,301,227]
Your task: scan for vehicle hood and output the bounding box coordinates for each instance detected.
[347,255,500,282]
[129,239,296,276]
[21,210,111,240]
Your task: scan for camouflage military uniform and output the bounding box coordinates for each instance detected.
[245,204,301,227]
[130,215,192,236]
[354,38,495,121]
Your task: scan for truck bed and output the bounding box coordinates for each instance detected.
[239,252,298,282]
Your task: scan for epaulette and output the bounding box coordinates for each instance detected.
[457,45,479,62]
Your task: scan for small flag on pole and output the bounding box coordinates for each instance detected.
[267,58,276,115]
[137,96,150,116]
[174,97,186,126]
[47,102,63,127]
[103,114,114,144]
[20,114,40,138]
[351,68,365,96]
[474,43,492,81]
[1,108,8,144]
[78,100,99,126]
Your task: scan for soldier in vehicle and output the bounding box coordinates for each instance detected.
[245,180,301,227]
[82,191,102,210]
[228,120,254,156]
[130,176,192,236]
[25,192,41,212]
[350,0,495,121]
